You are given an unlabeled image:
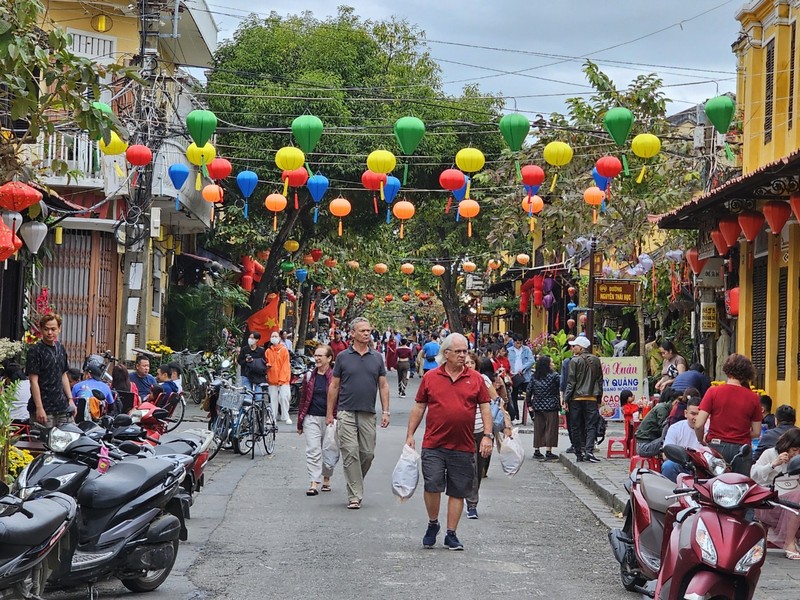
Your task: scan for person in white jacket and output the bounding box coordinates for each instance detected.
[751,428,800,560]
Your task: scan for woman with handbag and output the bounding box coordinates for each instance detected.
[527,356,560,461]
[297,344,336,496]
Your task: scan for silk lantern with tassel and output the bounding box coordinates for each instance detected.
[439,168,465,214]
[520,165,545,199]
[704,96,736,161]
[738,210,764,242]
[264,193,287,231]
[186,109,218,147]
[291,114,323,172]
[521,195,544,232]
[393,117,425,184]
[710,229,728,256]
[383,176,400,223]
[186,142,216,190]
[207,157,232,182]
[719,216,741,249]
[602,107,634,176]
[0,181,42,212]
[307,174,329,223]
[455,148,484,199]
[631,134,661,183]
[458,199,480,237]
[499,113,530,179]
[275,147,305,195]
[392,200,415,239]
[763,201,791,235]
[366,150,396,204]
[329,197,352,236]
[282,168,308,210]
[125,144,152,190]
[543,141,573,191]
[18,221,48,255]
[685,248,708,276]
[236,170,259,219]
[583,186,605,223]
[168,164,190,211]
[361,170,387,214]
[99,131,129,177]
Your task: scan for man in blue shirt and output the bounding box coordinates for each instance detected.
[72,355,115,421]
[157,364,180,396]
[129,354,157,398]
[507,334,534,423]
[669,363,711,397]
[421,333,440,373]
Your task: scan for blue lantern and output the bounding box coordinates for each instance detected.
[307,174,329,224]
[295,268,308,283]
[453,176,469,221]
[236,170,259,219]
[168,163,190,211]
[591,167,609,192]
[523,184,540,198]
[567,301,577,313]
[383,176,401,223]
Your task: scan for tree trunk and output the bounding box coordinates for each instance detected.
[438,251,463,334]
[295,280,313,353]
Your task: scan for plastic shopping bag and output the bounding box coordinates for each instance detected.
[322,421,340,470]
[392,444,421,502]
[498,428,525,477]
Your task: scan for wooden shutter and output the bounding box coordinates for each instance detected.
[751,257,768,388]
[765,38,775,144]
[790,23,796,131]
[777,267,788,380]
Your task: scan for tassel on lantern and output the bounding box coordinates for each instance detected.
[386,209,391,224]
[636,165,646,184]
[465,179,472,199]
[373,193,378,214]
[313,206,319,223]
[272,214,277,231]
[175,195,180,211]
[306,162,313,176]
[467,220,473,237]
[549,172,558,192]
[402,163,409,185]
[445,197,452,213]
[621,154,629,176]
[54,226,63,245]
[244,201,249,219]
[515,159,522,181]
[115,161,124,177]
[282,178,289,197]
[195,172,202,190]
[592,209,598,224]
[294,191,299,210]
[724,142,735,161]
[379,180,385,201]
[400,222,405,239]
[338,219,343,236]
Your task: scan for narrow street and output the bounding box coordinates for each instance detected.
[58,371,625,600]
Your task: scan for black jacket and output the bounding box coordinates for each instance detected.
[754,423,797,461]
[238,345,267,384]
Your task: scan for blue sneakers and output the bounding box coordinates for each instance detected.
[466,507,478,519]
[422,521,440,548]
[444,531,464,550]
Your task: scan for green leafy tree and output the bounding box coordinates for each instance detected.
[0,0,128,181]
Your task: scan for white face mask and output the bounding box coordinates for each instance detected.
[270,336,280,345]
[248,337,256,346]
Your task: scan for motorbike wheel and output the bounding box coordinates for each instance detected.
[120,539,179,593]
[290,384,300,409]
[620,565,647,592]
[165,398,185,432]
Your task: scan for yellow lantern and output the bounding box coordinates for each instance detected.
[462,260,477,273]
[284,239,300,253]
[543,141,573,191]
[186,142,217,190]
[455,148,485,199]
[373,262,388,274]
[516,253,530,266]
[366,150,396,200]
[275,146,305,171]
[99,131,129,176]
[631,133,662,183]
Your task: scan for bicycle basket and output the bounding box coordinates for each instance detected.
[217,389,246,411]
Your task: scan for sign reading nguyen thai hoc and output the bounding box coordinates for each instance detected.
[594,279,640,306]
[599,357,646,421]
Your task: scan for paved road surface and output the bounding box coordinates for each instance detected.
[52,370,628,600]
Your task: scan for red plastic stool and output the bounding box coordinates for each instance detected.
[629,455,662,473]
[606,437,629,459]
[558,414,568,429]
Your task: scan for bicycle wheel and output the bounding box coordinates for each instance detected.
[262,405,276,455]
[165,396,185,432]
[249,407,258,459]
[187,370,203,404]
[233,408,255,455]
[208,411,231,461]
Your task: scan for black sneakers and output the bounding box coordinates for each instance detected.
[585,453,601,463]
[544,452,558,461]
[423,521,440,548]
[444,531,464,550]
[533,450,545,460]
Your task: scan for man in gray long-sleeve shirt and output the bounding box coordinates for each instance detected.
[564,336,603,463]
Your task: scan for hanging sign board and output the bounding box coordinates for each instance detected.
[594,279,640,306]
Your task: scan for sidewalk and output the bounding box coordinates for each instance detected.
[550,421,800,599]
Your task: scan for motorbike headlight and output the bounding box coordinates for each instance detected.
[695,518,718,565]
[712,480,749,509]
[734,538,765,573]
[703,452,727,476]
[48,428,81,453]
[130,409,146,423]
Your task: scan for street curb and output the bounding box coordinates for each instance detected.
[558,453,627,515]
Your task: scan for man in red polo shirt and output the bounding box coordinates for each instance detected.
[406,332,493,551]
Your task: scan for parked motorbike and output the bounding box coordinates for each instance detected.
[609,443,800,600]
[289,354,313,409]
[12,424,189,596]
[0,481,76,599]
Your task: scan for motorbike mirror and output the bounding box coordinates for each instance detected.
[113,414,133,427]
[118,441,142,455]
[99,415,114,429]
[0,481,8,496]
[39,478,61,492]
[786,454,800,477]
[662,444,690,466]
[153,408,170,421]
[221,359,232,369]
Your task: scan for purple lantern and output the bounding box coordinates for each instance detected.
[542,292,555,310]
[542,277,554,294]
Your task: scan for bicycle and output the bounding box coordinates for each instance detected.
[208,385,244,460]
[236,385,277,459]
[171,349,206,405]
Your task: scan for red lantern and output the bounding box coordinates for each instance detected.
[384,294,394,303]
[0,181,42,212]
[282,167,309,209]
[533,289,544,308]
[710,229,728,256]
[346,291,356,299]
[762,201,791,235]
[439,168,466,191]
[0,220,15,261]
[595,156,623,179]
[310,248,323,262]
[207,158,233,180]
[419,293,428,301]
[737,210,764,242]
[790,193,800,224]
[240,274,253,291]
[365,293,375,302]
[718,216,741,248]
[330,288,339,296]
[567,286,577,297]
[362,170,387,214]
[125,145,152,167]
[685,247,708,276]
[566,318,576,330]
[520,165,545,187]
[726,287,740,317]
[402,294,410,302]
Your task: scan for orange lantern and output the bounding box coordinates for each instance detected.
[431,264,446,277]
[202,184,223,203]
[521,194,544,232]
[330,288,339,296]
[487,259,501,271]
[302,254,315,265]
[401,293,411,302]
[264,193,287,230]
[365,293,375,302]
[392,200,415,239]
[516,253,530,266]
[419,293,429,301]
[373,263,388,274]
[346,260,360,269]
[329,197,352,236]
[401,262,415,275]
[462,260,477,273]
[324,257,338,268]
[384,294,394,303]
[583,186,605,224]
[346,291,356,299]
[457,199,480,237]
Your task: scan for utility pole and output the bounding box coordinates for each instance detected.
[586,235,598,345]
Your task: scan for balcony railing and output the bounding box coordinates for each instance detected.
[23,130,104,187]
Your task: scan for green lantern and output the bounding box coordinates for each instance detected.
[280,261,296,273]
[186,110,218,147]
[603,107,634,175]
[91,101,113,114]
[393,116,426,184]
[292,114,324,154]
[499,113,531,179]
[705,96,736,160]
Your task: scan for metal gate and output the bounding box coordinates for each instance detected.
[37,230,118,367]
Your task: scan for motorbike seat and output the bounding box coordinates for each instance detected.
[77,459,173,509]
[639,471,676,514]
[0,497,70,550]
[154,440,195,456]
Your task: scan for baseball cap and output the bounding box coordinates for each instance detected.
[568,337,591,349]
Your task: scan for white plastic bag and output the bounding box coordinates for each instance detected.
[322,421,340,470]
[392,444,421,502]
[498,428,525,477]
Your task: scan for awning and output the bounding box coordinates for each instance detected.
[658,149,800,230]
[180,248,241,273]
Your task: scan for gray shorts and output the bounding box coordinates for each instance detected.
[421,447,475,498]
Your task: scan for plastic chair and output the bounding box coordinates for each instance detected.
[606,437,629,458]
[558,414,568,429]
[629,454,662,473]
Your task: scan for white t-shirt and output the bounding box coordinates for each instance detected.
[664,420,705,450]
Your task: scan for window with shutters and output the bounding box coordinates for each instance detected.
[751,257,768,388]
[777,267,788,380]
[790,23,796,131]
[66,29,116,105]
[765,38,775,144]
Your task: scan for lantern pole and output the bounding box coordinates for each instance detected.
[586,235,597,345]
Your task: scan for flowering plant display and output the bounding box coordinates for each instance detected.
[0,338,23,363]
[146,340,173,360]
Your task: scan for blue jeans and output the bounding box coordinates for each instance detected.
[241,377,265,402]
[661,459,686,483]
